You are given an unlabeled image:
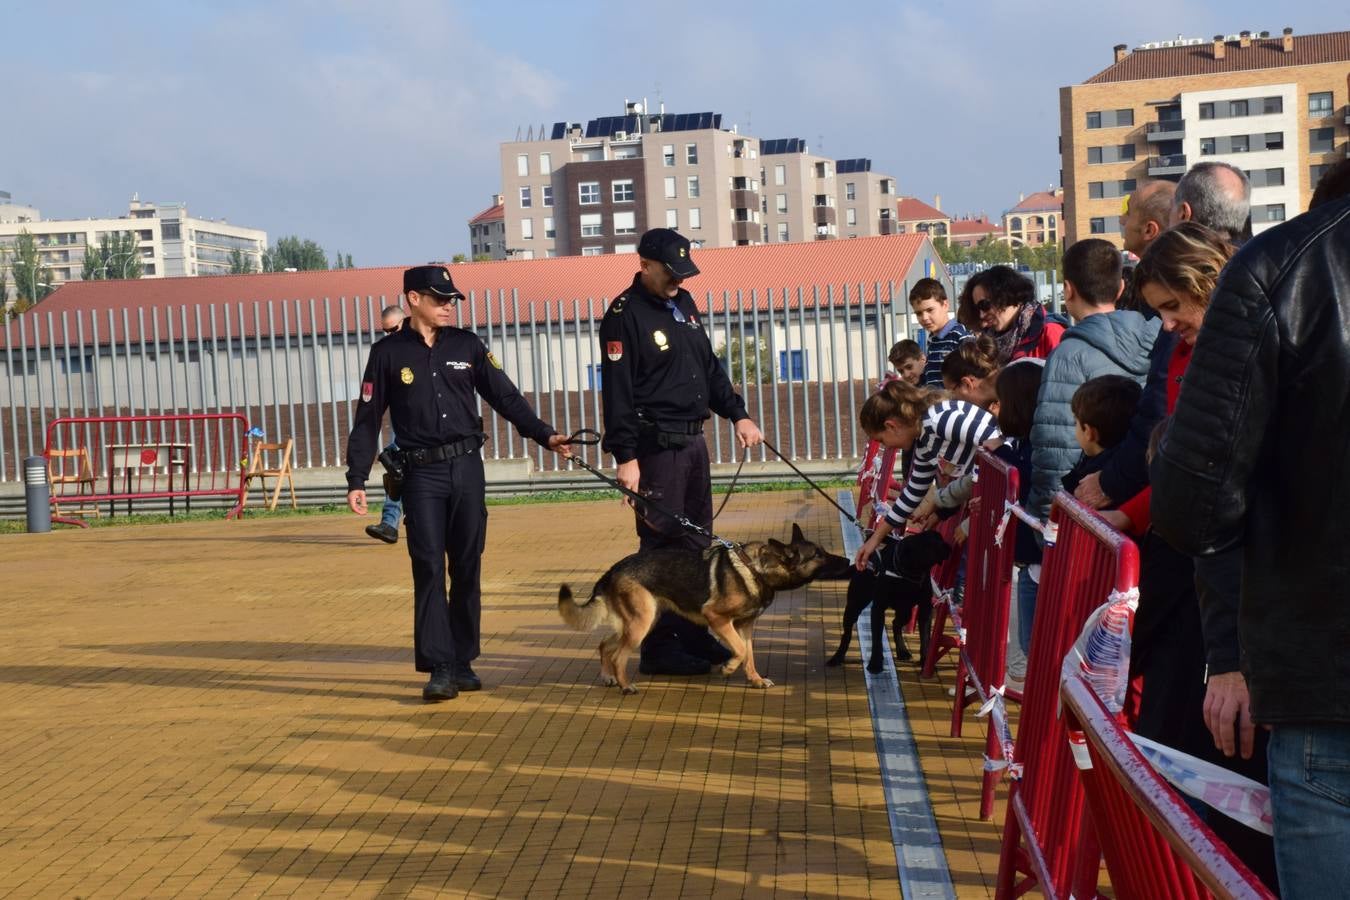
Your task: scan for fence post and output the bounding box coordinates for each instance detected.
[24,456,52,534]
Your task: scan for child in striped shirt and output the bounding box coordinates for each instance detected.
[911,278,972,388]
[852,379,1002,569]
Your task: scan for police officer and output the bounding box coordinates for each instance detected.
[347,265,571,702]
[599,228,763,675]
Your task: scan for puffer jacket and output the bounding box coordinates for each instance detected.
[1151,196,1350,726]
[1026,310,1159,525]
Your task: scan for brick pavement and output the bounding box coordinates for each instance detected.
[0,491,1003,898]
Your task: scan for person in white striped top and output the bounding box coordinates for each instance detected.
[852,379,1002,570]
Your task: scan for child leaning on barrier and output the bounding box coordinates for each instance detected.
[909,278,970,388]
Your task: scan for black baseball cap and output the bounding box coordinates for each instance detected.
[403,265,464,299]
[637,228,700,279]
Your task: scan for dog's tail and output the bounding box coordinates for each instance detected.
[557,583,612,632]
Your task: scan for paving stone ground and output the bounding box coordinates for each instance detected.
[1,490,1003,898]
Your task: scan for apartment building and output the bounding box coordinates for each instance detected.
[468,195,507,260]
[835,159,898,238]
[0,194,267,302]
[1004,189,1064,246]
[490,103,897,258]
[1061,27,1350,245]
[948,216,1004,248]
[894,196,950,237]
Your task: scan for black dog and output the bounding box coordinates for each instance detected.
[826,531,951,674]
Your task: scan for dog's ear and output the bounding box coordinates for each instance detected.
[790,522,806,544]
[768,538,787,552]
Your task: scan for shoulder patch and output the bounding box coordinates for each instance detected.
[479,340,503,369]
[608,294,628,315]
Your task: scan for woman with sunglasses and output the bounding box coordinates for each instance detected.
[957,265,1065,364]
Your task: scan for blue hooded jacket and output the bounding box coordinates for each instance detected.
[1026,309,1160,525]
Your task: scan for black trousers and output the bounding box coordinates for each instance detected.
[635,435,713,552]
[401,454,486,673]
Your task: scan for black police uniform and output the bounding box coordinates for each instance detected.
[599,233,750,672]
[346,271,558,678]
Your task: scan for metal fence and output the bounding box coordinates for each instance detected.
[2,277,1051,484]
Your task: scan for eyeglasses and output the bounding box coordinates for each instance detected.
[975,298,995,313]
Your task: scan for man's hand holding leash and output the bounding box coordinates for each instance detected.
[735,418,763,449]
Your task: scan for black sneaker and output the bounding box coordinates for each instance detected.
[454,665,482,692]
[422,665,458,702]
[365,523,399,544]
[639,650,712,676]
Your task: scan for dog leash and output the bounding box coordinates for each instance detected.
[760,438,870,534]
[561,429,743,550]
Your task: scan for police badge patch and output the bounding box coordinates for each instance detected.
[361,382,373,402]
[400,367,414,384]
[607,341,623,361]
[487,351,503,369]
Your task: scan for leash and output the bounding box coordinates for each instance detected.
[561,429,743,550]
[760,438,870,534]
[712,447,748,521]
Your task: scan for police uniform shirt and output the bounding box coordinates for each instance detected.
[598,274,748,464]
[345,321,554,490]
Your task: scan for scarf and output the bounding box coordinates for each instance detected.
[991,302,1038,363]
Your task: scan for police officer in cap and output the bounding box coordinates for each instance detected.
[346,265,572,702]
[599,228,763,675]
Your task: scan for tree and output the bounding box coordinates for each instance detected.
[80,232,143,280]
[451,253,468,263]
[932,237,968,265]
[345,253,353,269]
[10,231,55,306]
[471,253,492,262]
[716,336,773,384]
[969,235,1013,266]
[227,248,256,274]
[262,235,329,272]
[1014,241,1061,274]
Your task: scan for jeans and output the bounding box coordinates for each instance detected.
[1268,723,1350,898]
[1016,566,1039,655]
[380,440,402,530]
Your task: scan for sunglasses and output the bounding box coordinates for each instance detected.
[975,298,996,313]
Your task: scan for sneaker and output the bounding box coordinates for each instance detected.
[454,665,482,692]
[422,665,458,702]
[365,523,399,544]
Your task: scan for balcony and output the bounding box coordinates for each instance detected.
[812,205,837,226]
[878,218,897,235]
[731,221,758,243]
[729,188,759,209]
[1146,120,1185,142]
[1147,153,1187,176]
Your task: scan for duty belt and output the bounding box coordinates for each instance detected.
[402,435,484,466]
[643,419,704,435]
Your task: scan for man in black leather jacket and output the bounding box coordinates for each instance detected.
[1151,196,1350,897]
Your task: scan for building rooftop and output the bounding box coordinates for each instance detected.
[5,234,934,345]
[948,217,1003,237]
[1085,29,1350,83]
[468,202,505,225]
[760,138,809,156]
[895,197,948,222]
[1008,191,1063,214]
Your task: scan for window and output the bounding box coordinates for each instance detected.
[1247,167,1285,188]
[1200,137,1216,156]
[578,182,600,205]
[1264,204,1286,222]
[1311,127,1336,153]
[580,213,603,237]
[688,208,701,230]
[162,223,181,240]
[1310,92,1334,118]
[1312,164,1330,185]
[539,152,551,174]
[1089,182,1103,199]
[775,193,787,214]
[519,186,532,208]
[613,211,636,235]
[1086,108,1133,128]
[612,144,640,160]
[612,179,634,203]
[60,353,94,375]
[845,182,856,200]
[520,218,533,240]
[1089,216,1121,234]
[1087,147,1100,164]
[663,144,675,166]
[1231,134,1249,153]
[845,208,857,226]
[516,154,529,176]
[1265,132,1284,150]
[686,176,700,199]
[1199,102,1215,120]
[1086,143,1133,164]
[1229,99,1248,118]
[143,263,156,276]
[542,185,553,207]
[664,176,677,199]
[1086,111,1101,129]
[778,349,806,382]
[582,247,604,256]
[1117,108,1134,126]
[1262,96,1283,115]
[665,209,678,228]
[776,222,789,242]
[686,143,698,164]
[774,164,786,186]
[1010,216,1023,231]
[614,243,637,254]
[544,216,555,239]
[586,364,603,390]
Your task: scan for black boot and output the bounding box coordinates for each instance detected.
[422,664,458,702]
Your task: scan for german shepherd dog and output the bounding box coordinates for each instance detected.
[827,530,951,674]
[558,523,852,694]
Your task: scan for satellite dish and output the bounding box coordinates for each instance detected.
[632,102,644,115]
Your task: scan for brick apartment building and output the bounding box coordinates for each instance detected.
[480,102,897,259]
[1061,27,1350,245]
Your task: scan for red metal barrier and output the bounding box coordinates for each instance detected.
[44,414,250,526]
[996,490,1140,900]
[1060,672,1275,900]
[922,512,966,676]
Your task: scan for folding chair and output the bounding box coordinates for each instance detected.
[242,438,297,511]
[47,447,101,518]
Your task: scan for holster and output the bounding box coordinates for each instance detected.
[377,448,406,502]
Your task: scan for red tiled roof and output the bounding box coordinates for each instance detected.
[4,234,935,346]
[1008,191,1062,213]
[469,203,504,224]
[948,218,1003,237]
[895,197,948,223]
[1085,30,1350,84]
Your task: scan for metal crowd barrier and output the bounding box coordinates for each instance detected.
[43,413,250,526]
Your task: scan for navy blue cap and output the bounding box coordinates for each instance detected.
[403,265,464,299]
[637,228,699,279]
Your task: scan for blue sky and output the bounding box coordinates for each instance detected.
[2,0,1333,266]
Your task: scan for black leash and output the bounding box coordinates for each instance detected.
[760,438,869,534]
[561,429,742,550]
[712,447,748,521]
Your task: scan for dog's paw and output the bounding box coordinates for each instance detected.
[895,642,912,662]
[600,674,618,687]
[866,659,887,675]
[719,659,743,676]
[748,676,775,689]
[824,654,844,667]
[620,684,639,695]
